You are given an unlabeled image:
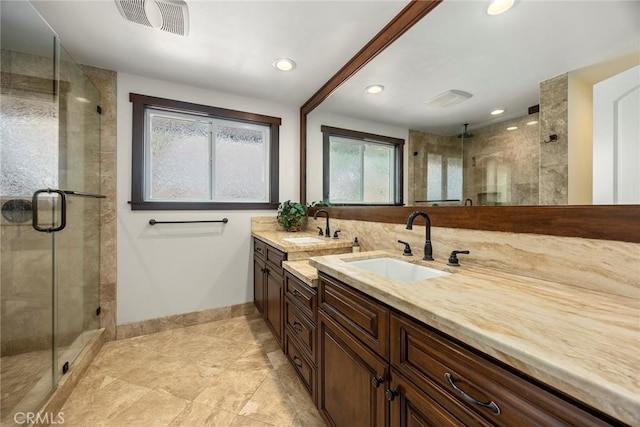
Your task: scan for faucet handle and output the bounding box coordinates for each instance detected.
[333,230,341,239]
[397,240,413,256]
[447,250,470,266]
[317,227,323,236]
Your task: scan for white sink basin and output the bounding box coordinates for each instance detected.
[282,236,325,244]
[348,257,450,282]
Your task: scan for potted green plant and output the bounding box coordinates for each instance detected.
[277,200,308,232]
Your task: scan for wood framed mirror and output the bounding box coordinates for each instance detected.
[299,0,639,243]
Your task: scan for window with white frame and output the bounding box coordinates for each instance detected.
[129,94,280,210]
[322,125,403,205]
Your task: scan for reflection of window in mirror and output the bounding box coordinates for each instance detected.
[425,154,463,204]
[321,126,403,205]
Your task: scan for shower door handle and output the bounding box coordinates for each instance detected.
[32,189,67,233]
[32,188,106,233]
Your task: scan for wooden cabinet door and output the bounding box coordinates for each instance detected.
[264,269,283,346]
[318,311,388,427]
[253,256,265,314]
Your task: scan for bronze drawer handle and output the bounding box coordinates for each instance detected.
[292,321,303,332]
[292,355,303,369]
[371,375,384,388]
[292,289,304,299]
[255,247,263,252]
[445,373,501,415]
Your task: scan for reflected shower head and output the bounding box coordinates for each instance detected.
[457,123,473,139]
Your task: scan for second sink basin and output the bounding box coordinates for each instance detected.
[348,257,450,282]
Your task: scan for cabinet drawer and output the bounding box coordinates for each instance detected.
[318,273,389,359]
[391,313,618,427]
[285,298,316,362]
[285,271,317,320]
[285,331,316,400]
[253,238,266,259]
[266,245,286,273]
[390,369,489,427]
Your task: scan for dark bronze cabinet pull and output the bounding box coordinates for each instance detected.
[292,289,304,298]
[371,375,384,388]
[385,388,398,401]
[292,321,303,332]
[292,355,303,369]
[445,373,501,415]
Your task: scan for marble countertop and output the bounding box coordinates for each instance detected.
[309,250,640,425]
[252,230,352,261]
[282,260,318,288]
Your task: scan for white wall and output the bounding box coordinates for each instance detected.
[306,109,409,203]
[116,73,299,324]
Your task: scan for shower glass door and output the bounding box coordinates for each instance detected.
[1,2,102,424]
[53,45,102,379]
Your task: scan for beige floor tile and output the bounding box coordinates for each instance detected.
[193,368,270,413]
[266,350,289,370]
[155,362,225,401]
[292,408,326,427]
[117,350,188,390]
[168,402,236,427]
[54,315,325,427]
[238,374,297,426]
[196,318,268,344]
[228,346,273,372]
[60,375,151,426]
[195,338,258,369]
[106,389,189,427]
[228,415,277,427]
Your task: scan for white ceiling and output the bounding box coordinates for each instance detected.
[317,0,640,136]
[30,0,408,106]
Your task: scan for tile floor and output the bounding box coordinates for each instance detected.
[57,314,325,426]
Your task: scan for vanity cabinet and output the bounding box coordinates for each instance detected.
[316,272,623,427]
[253,238,287,347]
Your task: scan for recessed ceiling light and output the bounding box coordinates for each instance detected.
[273,58,296,71]
[425,89,473,108]
[526,120,539,126]
[507,126,518,131]
[487,0,515,15]
[75,97,91,103]
[491,109,505,115]
[365,85,385,94]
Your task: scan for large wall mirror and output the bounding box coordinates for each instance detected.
[302,0,639,208]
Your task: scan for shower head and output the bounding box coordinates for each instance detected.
[457,123,474,139]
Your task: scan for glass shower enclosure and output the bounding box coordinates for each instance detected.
[1,2,103,424]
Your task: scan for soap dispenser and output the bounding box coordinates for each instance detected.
[352,237,360,253]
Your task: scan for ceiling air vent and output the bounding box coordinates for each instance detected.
[425,90,473,108]
[114,0,189,36]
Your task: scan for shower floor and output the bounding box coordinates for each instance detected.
[1,330,98,426]
[0,349,52,426]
